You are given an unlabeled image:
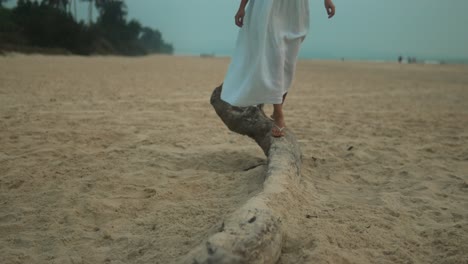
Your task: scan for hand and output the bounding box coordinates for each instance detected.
[235,8,246,27]
[325,0,335,18]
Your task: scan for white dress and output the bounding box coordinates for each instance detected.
[221,0,310,107]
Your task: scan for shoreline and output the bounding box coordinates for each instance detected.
[2,51,468,66]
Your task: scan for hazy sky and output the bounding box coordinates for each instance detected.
[9,0,468,61]
[123,0,468,61]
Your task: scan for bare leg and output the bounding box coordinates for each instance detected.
[272,103,286,137]
[270,92,288,119]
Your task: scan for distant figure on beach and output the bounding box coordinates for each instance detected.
[221,0,335,137]
[398,55,403,64]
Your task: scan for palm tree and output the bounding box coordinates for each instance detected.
[81,0,121,25]
[96,0,127,27]
[46,0,70,12]
[44,0,71,13]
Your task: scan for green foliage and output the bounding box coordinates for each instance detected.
[140,27,173,54]
[0,0,173,55]
[11,0,93,54]
[0,6,17,32]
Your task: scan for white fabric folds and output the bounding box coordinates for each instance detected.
[221,0,310,107]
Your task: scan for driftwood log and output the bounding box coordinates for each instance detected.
[179,85,302,264]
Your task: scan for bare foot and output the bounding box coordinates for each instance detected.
[271,113,286,137]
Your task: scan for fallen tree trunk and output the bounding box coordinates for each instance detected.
[179,85,302,264]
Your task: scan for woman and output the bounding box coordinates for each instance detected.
[221,0,335,137]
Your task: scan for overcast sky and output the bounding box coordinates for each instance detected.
[8,0,468,61]
[132,0,468,61]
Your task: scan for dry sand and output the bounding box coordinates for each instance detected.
[0,54,467,264]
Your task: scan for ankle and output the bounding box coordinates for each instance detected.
[272,112,283,119]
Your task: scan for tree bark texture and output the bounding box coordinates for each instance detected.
[179,85,302,264]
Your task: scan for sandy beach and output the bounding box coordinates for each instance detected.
[0,54,467,264]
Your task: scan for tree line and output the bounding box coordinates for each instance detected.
[0,0,174,55]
